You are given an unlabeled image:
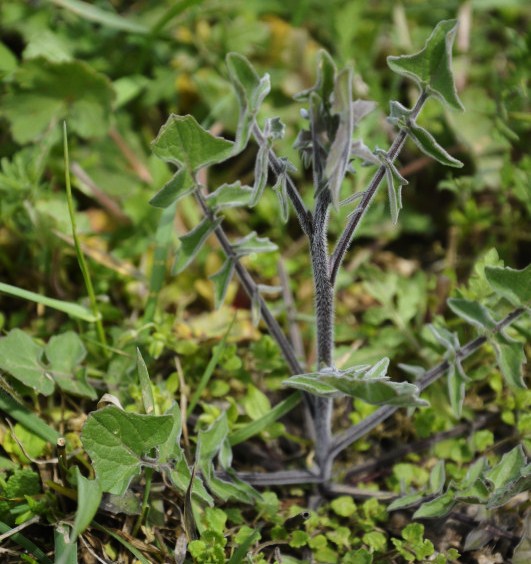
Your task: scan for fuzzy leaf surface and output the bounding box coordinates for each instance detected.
[152,114,234,172]
[210,259,235,309]
[407,122,463,167]
[447,298,497,330]
[485,264,531,307]
[81,406,173,495]
[492,333,527,389]
[174,216,222,274]
[387,19,464,110]
[206,182,253,209]
[149,169,195,209]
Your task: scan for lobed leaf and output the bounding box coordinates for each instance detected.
[206,181,253,210]
[152,114,234,173]
[174,216,222,274]
[232,231,278,257]
[387,19,464,111]
[81,406,174,495]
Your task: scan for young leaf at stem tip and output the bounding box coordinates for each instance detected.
[387,19,464,111]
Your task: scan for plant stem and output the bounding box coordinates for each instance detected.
[328,306,526,461]
[63,123,108,352]
[330,91,429,286]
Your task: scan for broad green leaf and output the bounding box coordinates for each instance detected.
[387,20,464,110]
[232,231,278,257]
[485,263,531,306]
[413,491,456,519]
[152,114,234,173]
[0,282,99,322]
[0,330,54,395]
[81,406,173,495]
[157,403,183,464]
[210,259,235,309]
[149,169,195,209]
[1,58,114,143]
[0,42,17,75]
[492,333,526,389]
[325,67,354,209]
[486,445,526,490]
[407,122,463,168]
[70,467,102,541]
[45,332,96,399]
[54,525,77,564]
[447,298,497,330]
[136,349,156,415]
[461,457,488,488]
[206,182,253,209]
[174,216,222,274]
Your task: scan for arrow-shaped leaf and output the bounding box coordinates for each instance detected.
[387,19,464,111]
[152,114,234,173]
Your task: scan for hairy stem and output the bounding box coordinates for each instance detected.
[194,189,304,376]
[328,307,526,461]
[252,123,313,236]
[330,91,429,286]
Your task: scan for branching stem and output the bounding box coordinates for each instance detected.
[330,91,429,286]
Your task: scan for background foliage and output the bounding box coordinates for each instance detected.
[0,0,529,562]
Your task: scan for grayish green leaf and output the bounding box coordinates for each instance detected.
[429,460,446,494]
[486,445,526,490]
[388,492,426,511]
[447,298,497,330]
[70,467,102,541]
[376,149,408,224]
[387,19,464,110]
[174,216,222,274]
[210,259,235,309]
[152,114,234,173]
[413,491,456,519]
[325,67,354,209]
[485,263,531,306]
[206,182,253,209]
[407,122,463,167]
[149,169,195,209]
[250,143,269,206]
[232,231,278,257]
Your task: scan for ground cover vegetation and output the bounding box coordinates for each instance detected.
[0,1,529,562]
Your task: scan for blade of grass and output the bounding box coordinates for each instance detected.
[229,392,302,446]
[0,388,60,443]
[188,315,236,413]
[143,201,177,324]
[92,523,151,564]
[0,282,98,322]
[50,0,149,34]
[150,0,205,35]
[0,519,53,564]
[63,123,108,352]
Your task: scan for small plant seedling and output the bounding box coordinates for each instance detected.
[146,17,529,494]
